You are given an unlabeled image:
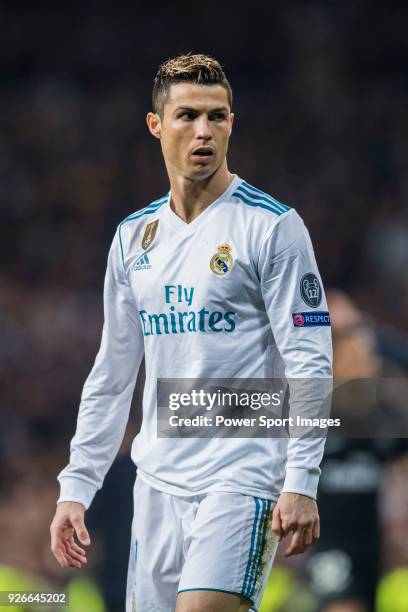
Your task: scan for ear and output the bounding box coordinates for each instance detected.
[146,112,161,139]
[229,112,235,134]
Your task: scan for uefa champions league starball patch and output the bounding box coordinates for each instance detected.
[210,244,234,275]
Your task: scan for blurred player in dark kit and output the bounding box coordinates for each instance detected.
[306,290,407,612]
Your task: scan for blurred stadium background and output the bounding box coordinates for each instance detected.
[1,1,408,611]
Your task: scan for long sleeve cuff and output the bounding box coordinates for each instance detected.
[57,476,99,511]
[281,466,321,500]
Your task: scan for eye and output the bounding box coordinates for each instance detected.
[179,111,196,121]
[210,112,227,121]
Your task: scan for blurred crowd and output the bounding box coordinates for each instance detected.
[1,1,408,611]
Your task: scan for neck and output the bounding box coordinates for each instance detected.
[167,162,233,224]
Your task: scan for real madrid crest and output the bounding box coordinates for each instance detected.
[210,243,234,276]
[142,220,159,250]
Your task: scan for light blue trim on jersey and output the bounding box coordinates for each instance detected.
[118,225,127,274]
[233,182,290,216]
[122,194,168,224]
[238,184,287,214]
[244,499,266,598]
[246,499,272,600]
[242,181,290,213]
[247,499,264,597]
[242,497,262,596]
[118,194,168,272]
[233,190,284,216]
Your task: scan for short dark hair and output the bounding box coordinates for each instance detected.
[152,53,233,117]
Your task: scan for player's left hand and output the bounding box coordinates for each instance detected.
[271,492,320,557]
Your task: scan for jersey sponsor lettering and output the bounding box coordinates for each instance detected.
[139,308,236,335]
[138,284,236,335]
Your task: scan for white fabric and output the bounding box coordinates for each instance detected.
[57,174,333,510]
[126,475,278,612]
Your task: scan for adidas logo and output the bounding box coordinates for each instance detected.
[134,253,152,271]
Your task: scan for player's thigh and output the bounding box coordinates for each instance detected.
[126,476,184,611]
[178,492,278,611]
[176,589,251,612]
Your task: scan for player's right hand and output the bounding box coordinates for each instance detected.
[50,501,90,569]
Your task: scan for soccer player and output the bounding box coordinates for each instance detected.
[50,54,332,612]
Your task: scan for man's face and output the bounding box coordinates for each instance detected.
[150,82,234,181]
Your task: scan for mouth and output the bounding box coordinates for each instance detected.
[191,147,214,163]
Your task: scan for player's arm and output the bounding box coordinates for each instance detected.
[258,209,333,556]
[50,227,144,568]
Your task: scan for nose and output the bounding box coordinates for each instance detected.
[195,115,212,141]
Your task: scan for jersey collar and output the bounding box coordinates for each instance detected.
[161,174,242,235]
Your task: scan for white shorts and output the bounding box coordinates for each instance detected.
[126,475,278,612]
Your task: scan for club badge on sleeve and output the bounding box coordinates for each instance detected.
[300,273,322,308]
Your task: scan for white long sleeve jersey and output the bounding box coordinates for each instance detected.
[57,175,333,510]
